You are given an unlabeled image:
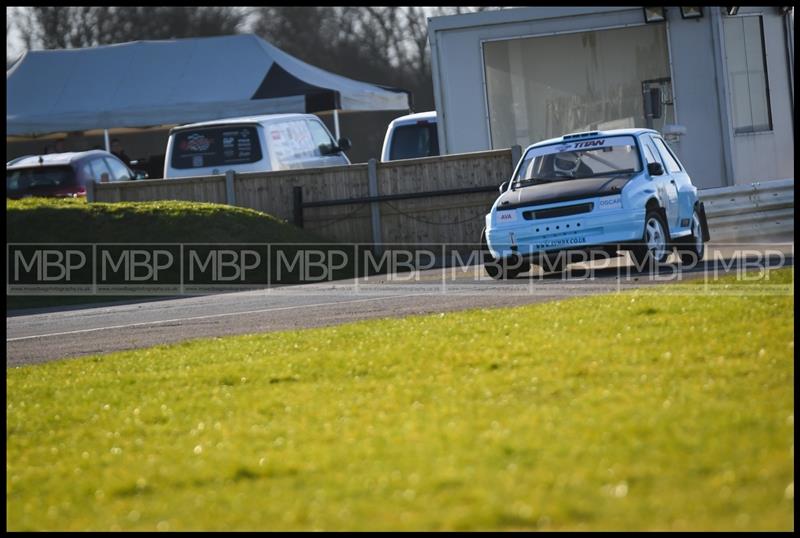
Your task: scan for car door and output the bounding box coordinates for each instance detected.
[651,136,689,231]
[645,135,680,230]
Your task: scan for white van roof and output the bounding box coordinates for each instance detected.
[387,111,436,129]
[171,113,317,132]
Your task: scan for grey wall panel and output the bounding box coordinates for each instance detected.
[665,11,727,189]
[429,6,794,189]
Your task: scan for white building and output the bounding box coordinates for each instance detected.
[428,6,794,189]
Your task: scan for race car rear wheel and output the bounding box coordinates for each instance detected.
[629,209,671,267]
[675,207,705,268]
[481,228,530,280]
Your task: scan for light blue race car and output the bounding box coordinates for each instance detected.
[482,128,710,279]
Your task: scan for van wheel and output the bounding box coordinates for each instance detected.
[675,208,705,268]
[629,209,671,267]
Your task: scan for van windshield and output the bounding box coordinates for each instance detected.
[389,123,440,160]
[170,126,263,169]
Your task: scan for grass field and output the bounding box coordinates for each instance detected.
[6,269,794,531]
[6,197,329,310]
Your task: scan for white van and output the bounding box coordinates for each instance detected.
[380,111,439,162]
[164,113,351,178]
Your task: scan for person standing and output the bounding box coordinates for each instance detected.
[110,138,132,166]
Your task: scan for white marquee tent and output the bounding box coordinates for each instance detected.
[6,34,411,144]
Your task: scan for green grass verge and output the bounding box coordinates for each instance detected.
[6,269,794,531]
[6,197,321,244]
[6,197,328,311]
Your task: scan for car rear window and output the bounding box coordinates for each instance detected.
[389,123,440,161]
[170,126,263,170]
[7,166,77,194]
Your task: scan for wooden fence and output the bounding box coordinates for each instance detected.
[91,148,520,247]
[92,149,792,248]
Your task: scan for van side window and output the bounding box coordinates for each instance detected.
[267,121,315,167]
[307,120,336,155]
[652,137,682,173]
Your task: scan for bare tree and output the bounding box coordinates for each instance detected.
[250,7,496,110]
[15,7,100,50]
[14,7,246,51]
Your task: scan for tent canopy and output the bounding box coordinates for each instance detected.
[6,34,411,136]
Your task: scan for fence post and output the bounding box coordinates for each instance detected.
[293,186,304,228]
[225,170,236,206]
[367,158,383,255]
[511,145,522,170]
[86,180,96,203]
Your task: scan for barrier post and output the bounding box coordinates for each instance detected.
[225,170,236,206]
[86,180,96,203]
[368,158,383,255]
[293,186,304,228]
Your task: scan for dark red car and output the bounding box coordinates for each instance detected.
[6,150,139,199]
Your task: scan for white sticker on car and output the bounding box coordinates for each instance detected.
[535,237,587,248]
[497,211,517,223]
[597,196,622,210]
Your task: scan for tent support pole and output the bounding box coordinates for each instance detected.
[104,129,110,152]
[333,109,340,140]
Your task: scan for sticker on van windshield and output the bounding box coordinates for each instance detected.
[269,121,315,165]
[171,126,263,170]
[183,133,212,152]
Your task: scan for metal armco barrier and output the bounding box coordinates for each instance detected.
[700,178,794,242]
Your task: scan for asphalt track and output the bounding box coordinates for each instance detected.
[6,244,794,368]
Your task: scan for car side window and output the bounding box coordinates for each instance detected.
[77,162,95,183]
[307,120,335,155]
[104,157,132,181]
[652,137,682,173]
[89,158,112,183]
[643,143,659,165]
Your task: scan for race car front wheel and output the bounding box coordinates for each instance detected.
[629,209,671,267]
[481,227,530,280]
[674,207,705,268]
